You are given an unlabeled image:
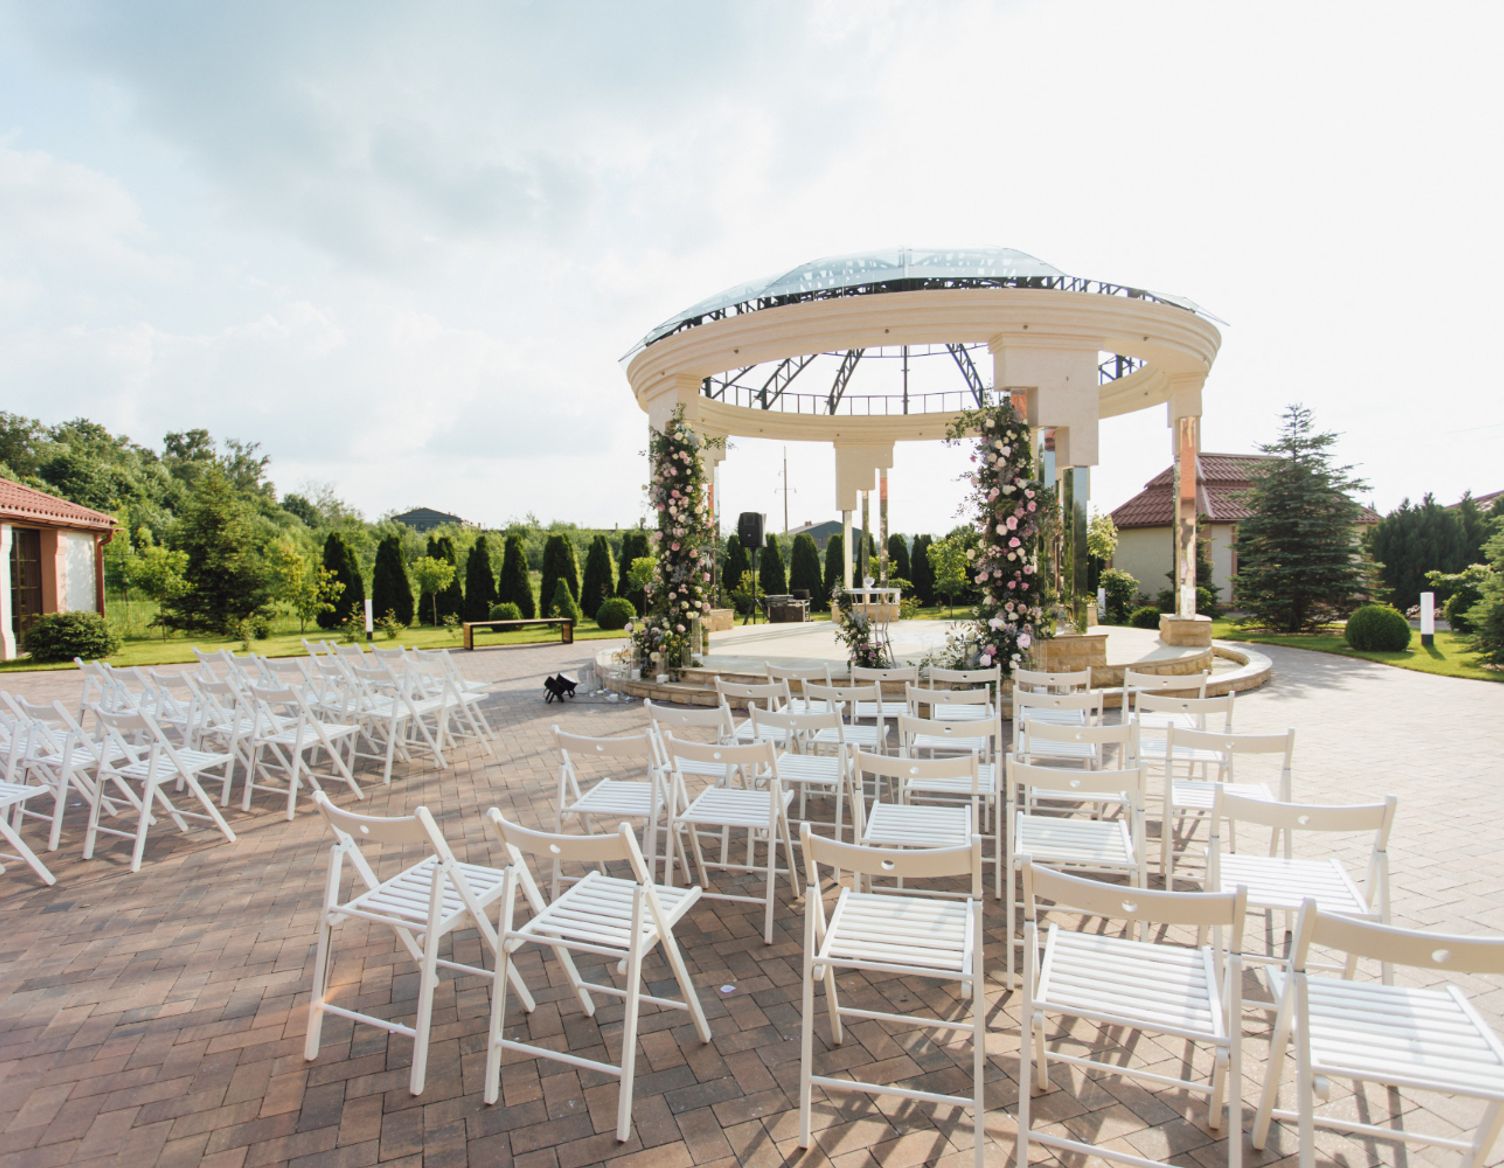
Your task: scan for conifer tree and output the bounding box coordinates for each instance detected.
[539,534,580,617]
[317,532,364,629]
[1233,404,1374,631]
[463,538,498,621]
[370,534,414,626]
[759,532,787,595]
[617,530,650,609]
[550,577,583,623]
[497,533,535,618]
[580,534,616,618]
[724,533,750,600]
[886,533,911,582]
[822,532,845,599]
[1369,494,1465,608]
[789,533,824,608]
[910,533,935,605]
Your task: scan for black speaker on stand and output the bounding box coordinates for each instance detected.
[737,512,765,625]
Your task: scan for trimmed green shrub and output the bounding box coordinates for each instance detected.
[370,535,414,626]
[463,539,498,621]
[318,533,363,630]
[550,578,582,623]
[496,534,535,619]
[910,534,934,604]
[426,535,465,624]
[759,533,787,596]
[1099,568,1139,624]
[1344,604,1411,651]
[1129,605,1162,629]
[788,533,823,608]
[724,534,750,606]
[539,534,580,617]
[580,534,616,618]
[595,596,636,630]
[375,609,404,640]
[24,611,120,661]
[619,530,650,612]
[886,533,911,583]
[488,601,523,621]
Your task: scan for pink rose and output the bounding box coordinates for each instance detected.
[1006,516,1018,530]
[1018,633,1032,649]
[1009,537,1021,548]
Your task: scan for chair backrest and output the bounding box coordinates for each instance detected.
[1011,689,1103,722]
[749,704,844,741]
[1132,691,1233,727]
[850,665,919,685]
[1016,718,1137,765]
[1289,899,1504,976]
[1212,791,1396,850]
[763,662,832,685]
[1122,668,1209,697]
[713,677,790,710]
[904,684,993,712]
[661,733,777,774]
[1023,860,1245,932]
[1167,725,1293,760]
[925,664,1000,691]
[1013,666,1091,693]
[644,700,733,740]
[855,747,982,795]
[805,681,881,708]
[487,810,645,878]
[1006,756,1146,808]
[554,727,655,766]
[801,822,981,896]
[896,713,999,758]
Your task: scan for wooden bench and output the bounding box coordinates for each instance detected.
[462,618,574,650]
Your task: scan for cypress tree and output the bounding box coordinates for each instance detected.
[539,534,580,617]
[759,532,787,595]
[497,533,536,618]
[318,532,364,629]
[886,533,911,582]
[618,530,650,608]
[432,535,464,622]
[370,534,414,626]
[463,538,498,621]
[550,577,583,623]
[1233,404,1374,631]
[789,533,824,609]
[724,533,751,594]
[580,534,616,618]
[1369,494,1465,609]
[911,534,935,605]
[823,532,845,599]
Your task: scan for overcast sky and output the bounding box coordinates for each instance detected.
[3,1,1500,536]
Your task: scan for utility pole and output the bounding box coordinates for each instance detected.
[777,445,796,533]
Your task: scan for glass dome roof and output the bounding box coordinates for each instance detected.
[633,246,1220,353]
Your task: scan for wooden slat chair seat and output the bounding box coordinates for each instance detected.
[0,779,57,886]
[798,827,986,1167]
[713,678,792,743]
[553,728,664,895]
[1018,862,1247,1168]
[1253,902,1504,1165]
[805,683,889,754]
[484,814,711,1142]
[748,705,855,838]
[243,684,364,821]
[305,794,536,1096]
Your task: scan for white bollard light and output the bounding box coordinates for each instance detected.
[364,597,374,643]
[1420,590,1435,648]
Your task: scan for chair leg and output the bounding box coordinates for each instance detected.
[47,774,67,852]
[0,813,55,886]
[83,773,107,860]
[615,941,645,1142]
[971,903,985,1168]
[130,780,161,872]
[659,930,711,1044]
[484,931,513,1106]
[1465,1102,1504,1168]
[762,828,776,945]
[409,925,442,1096]
[799,925,816,1149]
[1295,974,1314,1168]
[1016,1002,1032,1168]
[183,775,236,843]
[304,915,334,1061]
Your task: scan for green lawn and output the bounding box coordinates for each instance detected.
[1211,619,1500,683]
[0,618,627,673]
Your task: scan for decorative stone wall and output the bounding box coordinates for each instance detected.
[1160,614,1213,647]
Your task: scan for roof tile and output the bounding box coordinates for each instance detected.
[0,479,117,531]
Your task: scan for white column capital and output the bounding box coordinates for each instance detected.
[1165,374,1205,424]
[833,442,894,512]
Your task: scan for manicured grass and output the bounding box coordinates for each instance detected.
[1211,619,1500,683]
[0,619,627,673]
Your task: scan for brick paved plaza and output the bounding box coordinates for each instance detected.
[1,643,1501,1167]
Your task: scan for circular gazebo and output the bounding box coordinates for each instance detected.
[624,246,1223,632]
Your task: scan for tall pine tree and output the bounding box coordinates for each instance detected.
[759,532,787,595]
[539,534,580,617]
[497,533,535,618]
[788,533,824,608]
[463,538,498,621]
[370,534,414,626]
[822,532,845,599]
[910,534,935,604]
[318,532,364,629]
[579,534,616,619]
[1233,404,1374,631]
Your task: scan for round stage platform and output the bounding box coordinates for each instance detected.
[598,619,1272,707]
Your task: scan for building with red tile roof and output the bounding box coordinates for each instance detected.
[2,478,116,660]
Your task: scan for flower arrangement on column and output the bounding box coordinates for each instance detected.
[630,406,719,679]
[830,586,894,670]
[941,401,1050,674]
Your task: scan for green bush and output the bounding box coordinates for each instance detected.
[23,611,120,662]
[375,609,404,640]
[1344,604,1411,651]
[488,601,523,621]
[595,596,636,630]
[550,578,583,623]
[1099,568,1139,624]
[1129,605,1162,629]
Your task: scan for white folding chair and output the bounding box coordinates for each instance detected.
[483,813,711,1141]
[1013,665,1092,693]
[242,684,363,820]
[895,714,1004,890]
[0,719,56,885]
[805,682,889,754]
[1018,862,1247,1168]
[849,665,916,720]
[1005,758,1149,985]
[552,728,665,894]
[1254,901,1504,1166]
[1010,687,1103,733]
[3,694,122,851]
[662,735,799,944]
[1208,790,1395,980]
[764,662,834,713]
[713,678,791,743]
[748,705,856,839]
[855,749,987,901]
[1122,667,1210,700]
[84,707,237,872]
[925,663,1000,706]
[903,683,995,723]
[1014,717,1136,771]
[304,793,535,1095]
[798,826,986,1168]
[1159,725,1294,887]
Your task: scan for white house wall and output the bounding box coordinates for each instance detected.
[61,530,98,612]
[1112,523,1239,603]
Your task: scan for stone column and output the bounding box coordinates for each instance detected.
[859,489,870,585]
[833,443,893,594]
[1168,384,1203,618]
[841,510,853,589]
[1060,465,1090,632]
[878,467,889,586]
